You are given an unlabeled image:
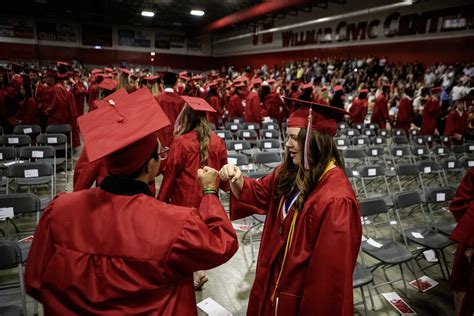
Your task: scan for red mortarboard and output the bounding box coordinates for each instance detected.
[57,72,68,79]
[359,88,369,93]
[211,74,219,80]
[383,83,391,88]
[181,96,216,113]
[179,71,189,80]
[98,78,118,91]
[78,88,171,175]
[143,75,159,82]
[285,97,349,136]
[191,74,202,81]
[45,69,57,77]
[250,77,262,88]
[104,67,113,73]
[302,83,313,90]
[430,86,442,94]
[285,97,350,169]
[91,69,103,75]
[291,81,300,87]
[93,88,129,110]
[267,79,275,85]
[119,68,131,76]
[333,85,344,92]
[208,81,218,89]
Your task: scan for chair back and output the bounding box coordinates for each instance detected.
[359,198,388,217]
[393,190,422,209]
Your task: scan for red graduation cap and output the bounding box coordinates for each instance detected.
[104,67,113,73]
[267,79,275,85]
[382,83,391,89]
[430,86,442,94]
[181,96,216,113]
[333,85,344,92]
[78,88,171,175]
[191,74,202,81]
[98,78,118,91]
[179,71,189,80]
[93,88,129,110]
[208,81,218,89]
[91,69,103,75]
[119,68,131,76]
[359,88,369,94]
[302,82,313,90]
[291,81,300,87]
[250,77,262,88]
[285,97,350,169]
[143,75,159,82]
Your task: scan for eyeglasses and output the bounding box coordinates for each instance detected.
[158,146,169,160]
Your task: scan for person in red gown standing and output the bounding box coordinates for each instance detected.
[228,83,245,119]
[72,70,87,116]
[158,96,229,289]
[25,88,238,315]
[206,82,224,127]
[13,79,39,125]
[220,98,362,316]
[445,98,469,145]
[420,86,442,135]
[395,88,415,134]
[263,82,284,123]
[370,84,390,129]
[449,167,474,316]
[155,72,186,150]
[349,89,369,125]
[244,78,263,123]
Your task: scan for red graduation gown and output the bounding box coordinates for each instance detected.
[420,97,441,135]
[88,84,100,105]
[158,131,228,207]
[445,110,468,137]
[349,98,368,124]
[207,95,224,127]
[228,94,245,118]
[230,167,362,315]
[15,97,39,125]
[395,97,414,134]
[449,168,474,316]
[73,82,87,116]
[25,189,238,315]
[264,92,283,122]
[43,83,69,125]
[155,92,186,148]
[245,91,262,123]
[370,93,389,129]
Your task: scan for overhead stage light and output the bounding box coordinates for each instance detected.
[190,10,205,17]
[141,11,155,17]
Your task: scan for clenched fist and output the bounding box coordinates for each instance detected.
[219,164,242,183]
[197,166,219,189]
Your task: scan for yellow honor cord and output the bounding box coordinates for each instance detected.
[270,159,336,303]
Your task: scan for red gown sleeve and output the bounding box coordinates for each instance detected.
[157,139,184,203]
[25,204,56,301]
[73,149,105,191]
[299,197,362,316]
[450,168,474,247]
[229,169,277,220]
[164,194,238,276]
[444,112,456,136]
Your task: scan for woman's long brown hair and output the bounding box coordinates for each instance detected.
[175,107,210,168]
[275,128,344,211]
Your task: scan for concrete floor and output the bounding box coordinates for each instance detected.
[0,143,464,316]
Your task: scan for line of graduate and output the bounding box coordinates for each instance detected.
[1,61,471,315]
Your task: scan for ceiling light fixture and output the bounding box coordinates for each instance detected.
[190,10,205,16]
[141,10,155,17]
[150,52,155,56]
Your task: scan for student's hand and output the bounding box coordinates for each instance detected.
[197,166,218,189]
[219,164,242,183]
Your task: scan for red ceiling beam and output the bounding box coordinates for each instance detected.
[202,0,310,33]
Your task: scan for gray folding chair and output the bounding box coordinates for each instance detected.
[425,187,457,236]
[335,137,351,150]
[13,124,41,138]
[228,117,244,124]
[45,123,73,157]
[393,191,453,280]
[256,139,283,157]
[357,165,392,207]
[337,122,349,130]
[37,133,68,184]
[0,147,17,192]
[252,152,281,170]
[441,158,464,184]
[216,130,233,141]
[243,122,260,132]
[237,129,258,145]
[0,193,40,238]
[6,161,54,211]
[395,164,424,195]
[359,198,419,296]
[18,146,57,194]
[353,261,374,316]
[225,122,243,132]
[352,136,370,148]
[226,140,251,153]
[0,135,31,148]
[0,240,28,314]
[262,122,279,131]
[260,129,280,140]
[343,148,366,168]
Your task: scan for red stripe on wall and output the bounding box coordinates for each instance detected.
[213,36,474,69]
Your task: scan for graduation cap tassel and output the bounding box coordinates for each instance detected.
[108,100,125,123]
[173,104,188,135]
[303,107,312,170]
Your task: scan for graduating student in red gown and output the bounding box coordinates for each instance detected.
[72,72,87,116]
[395,88,415,134]
[420,87,442,135]
[228,84,245,118]
[263,86,284,123]
[206,83,224,127]
[245,78,263,123]
[220,98,362,316]
[14,81,39,125]
[155,72,186,149]
[449,167,474,316]
[158,96,229,289]
[349,89,368,125]
[370,84,390,129]
[445,98,469,145]
[25,88,238,315]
